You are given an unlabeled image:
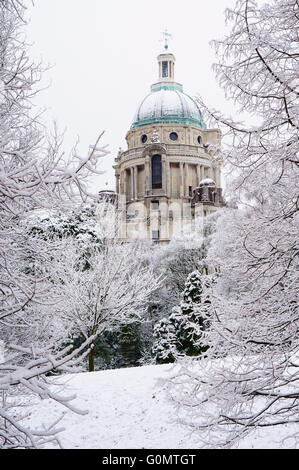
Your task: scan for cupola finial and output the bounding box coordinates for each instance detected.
[160,28,172,51]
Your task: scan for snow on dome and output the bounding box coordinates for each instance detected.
[199,178,216,186]
[131,88,205,129]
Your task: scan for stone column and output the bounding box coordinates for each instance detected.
[185,163,189,196]
[200,165,205,181]
[134,166,138,199]
[129,167,134,199]
[115,174,120,194]
[196,164,201,187]
[212,165,217,183]
[180,162,184,198]
[162,155,167,195]
[123,170,127,201]
[119,172,124,196]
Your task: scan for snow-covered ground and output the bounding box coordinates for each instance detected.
[24,363,295,449]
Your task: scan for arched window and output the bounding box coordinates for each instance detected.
[162,61,168,78]
[152,154,162,189]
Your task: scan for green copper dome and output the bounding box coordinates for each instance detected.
[131,86,206,130]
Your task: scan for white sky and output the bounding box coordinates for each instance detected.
[26,0,237,194]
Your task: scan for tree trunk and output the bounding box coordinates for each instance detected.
[88,347,94,372]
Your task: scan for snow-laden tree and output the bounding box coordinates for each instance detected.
[166,0,299,448]
[47,202,163,372]
[152,310,182,364]
[29,204,101,244]
[153,271,213,363]
[27,204,157,370]
[148,212,219,319]
[0,1,108,448]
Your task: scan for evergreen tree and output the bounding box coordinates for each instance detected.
[119,322,143,368]
[152,308,182,364]
[153,270,213,363]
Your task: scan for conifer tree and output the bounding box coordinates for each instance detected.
[178,271,212,357]
[153,270,213,363]
[152,309,182,364]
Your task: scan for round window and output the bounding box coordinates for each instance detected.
[169,132,178,141]
[141,134,147,144]
[197,136,202,144]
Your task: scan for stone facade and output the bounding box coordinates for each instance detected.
[112,49,225,242]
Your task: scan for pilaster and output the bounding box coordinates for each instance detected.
[145,155,151,194]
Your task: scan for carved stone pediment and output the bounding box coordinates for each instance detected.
[142,142,166,157]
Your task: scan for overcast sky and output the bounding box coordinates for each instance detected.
[26,0,237,193]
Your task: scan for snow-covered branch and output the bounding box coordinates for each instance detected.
[167,0,299,449]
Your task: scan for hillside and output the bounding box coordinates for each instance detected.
[23,363,292,449]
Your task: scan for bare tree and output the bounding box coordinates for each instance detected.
[166,0,299,448]
[0,1,108,448]
[48,203,163,372]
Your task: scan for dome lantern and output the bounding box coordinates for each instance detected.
[157,52,175,82]
[131,38,206,130]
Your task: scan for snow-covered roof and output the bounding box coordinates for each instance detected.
[131,87,205,129]
[199,178,216,186]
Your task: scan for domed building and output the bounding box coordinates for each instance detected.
[113,45,225,242]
